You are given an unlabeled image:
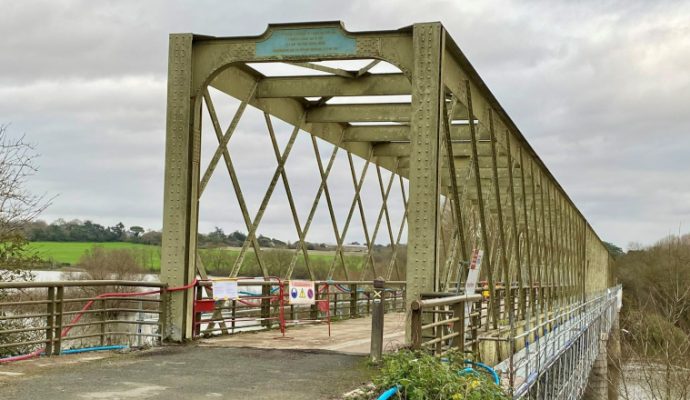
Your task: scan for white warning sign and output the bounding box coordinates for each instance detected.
[288,280,315,305]
[212,279,239,301]
[464,249,484,294]
[464,249,484,330]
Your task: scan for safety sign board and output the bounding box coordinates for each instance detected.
[212,279,239,301]
[464,249,484,330]
[288,280,315,305]
[464,249,484,294]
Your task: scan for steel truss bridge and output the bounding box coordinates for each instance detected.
[0,21,620,400]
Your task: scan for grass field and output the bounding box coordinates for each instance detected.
[26,242,373,279]
[28,242,162,268]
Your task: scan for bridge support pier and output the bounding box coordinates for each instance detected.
[584,316,620,400]
[607,317,621,400]
[584,334,609,399]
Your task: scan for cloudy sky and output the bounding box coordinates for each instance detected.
[1,0,689,249]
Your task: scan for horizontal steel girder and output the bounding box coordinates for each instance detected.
[306,102,469,123]
[256,73,411,98]
[373,142,503,157]
[344,124,475,142]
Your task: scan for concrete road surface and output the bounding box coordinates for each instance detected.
[0,345,373,399]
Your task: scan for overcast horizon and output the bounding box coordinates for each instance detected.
[2,0,689,250]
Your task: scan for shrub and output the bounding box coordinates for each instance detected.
[373,349,508,400]
[76,246,144,279]
[0,269,42,357]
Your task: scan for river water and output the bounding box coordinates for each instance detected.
[619,361,689,400]
[27,270,160,282]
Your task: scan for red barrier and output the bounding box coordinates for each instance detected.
[193,279,333,339]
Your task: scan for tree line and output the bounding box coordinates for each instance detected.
[199,226,346,250]
[23,219,162,245]
[21,220,332,250]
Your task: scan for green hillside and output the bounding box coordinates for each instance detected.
[26,242,372,279]
[28,241,161,269]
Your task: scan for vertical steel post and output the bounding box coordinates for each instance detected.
[411,305,422,350]
[452,300,465,349]
[405,22,445,341]
[261,284,271,328]
[232,300,237,334]
[161,33,199,341]
[159,286,168,342]
[45,286,55,356]
[350,284,358,317]
[99,298,106,346]
[55,286,64,355]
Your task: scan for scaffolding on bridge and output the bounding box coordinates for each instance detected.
[496,285,622,399]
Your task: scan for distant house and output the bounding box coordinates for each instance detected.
[342,244,367,253]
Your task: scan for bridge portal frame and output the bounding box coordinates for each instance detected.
[161,21,612,342]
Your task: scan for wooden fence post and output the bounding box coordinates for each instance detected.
[370,278,386,363]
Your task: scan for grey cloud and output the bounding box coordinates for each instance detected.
[1,0,688,249]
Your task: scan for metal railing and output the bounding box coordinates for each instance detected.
[193,280,406,337]
[408,285,559,355]
[410,293,484,355]
[442,283,581,332]
[0,280,168,357]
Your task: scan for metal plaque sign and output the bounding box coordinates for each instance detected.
[212,279,239,301]
[256,27,356,57]
[288,280,316,305]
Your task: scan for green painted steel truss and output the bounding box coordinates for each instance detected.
[161,21,613,341]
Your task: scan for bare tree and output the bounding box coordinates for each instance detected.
[617,235,690,399]
[0,125,50,250]
[618,306,690,400]
[0,124,51,355]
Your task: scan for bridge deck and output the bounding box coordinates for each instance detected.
[1,346,371,400]
[199,312,406,355]
[0,314,405,399]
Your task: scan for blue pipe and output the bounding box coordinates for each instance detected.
[377,385,400,400]
[1,345,127,361]
[61,345,127,355]
[464,360,501,385]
